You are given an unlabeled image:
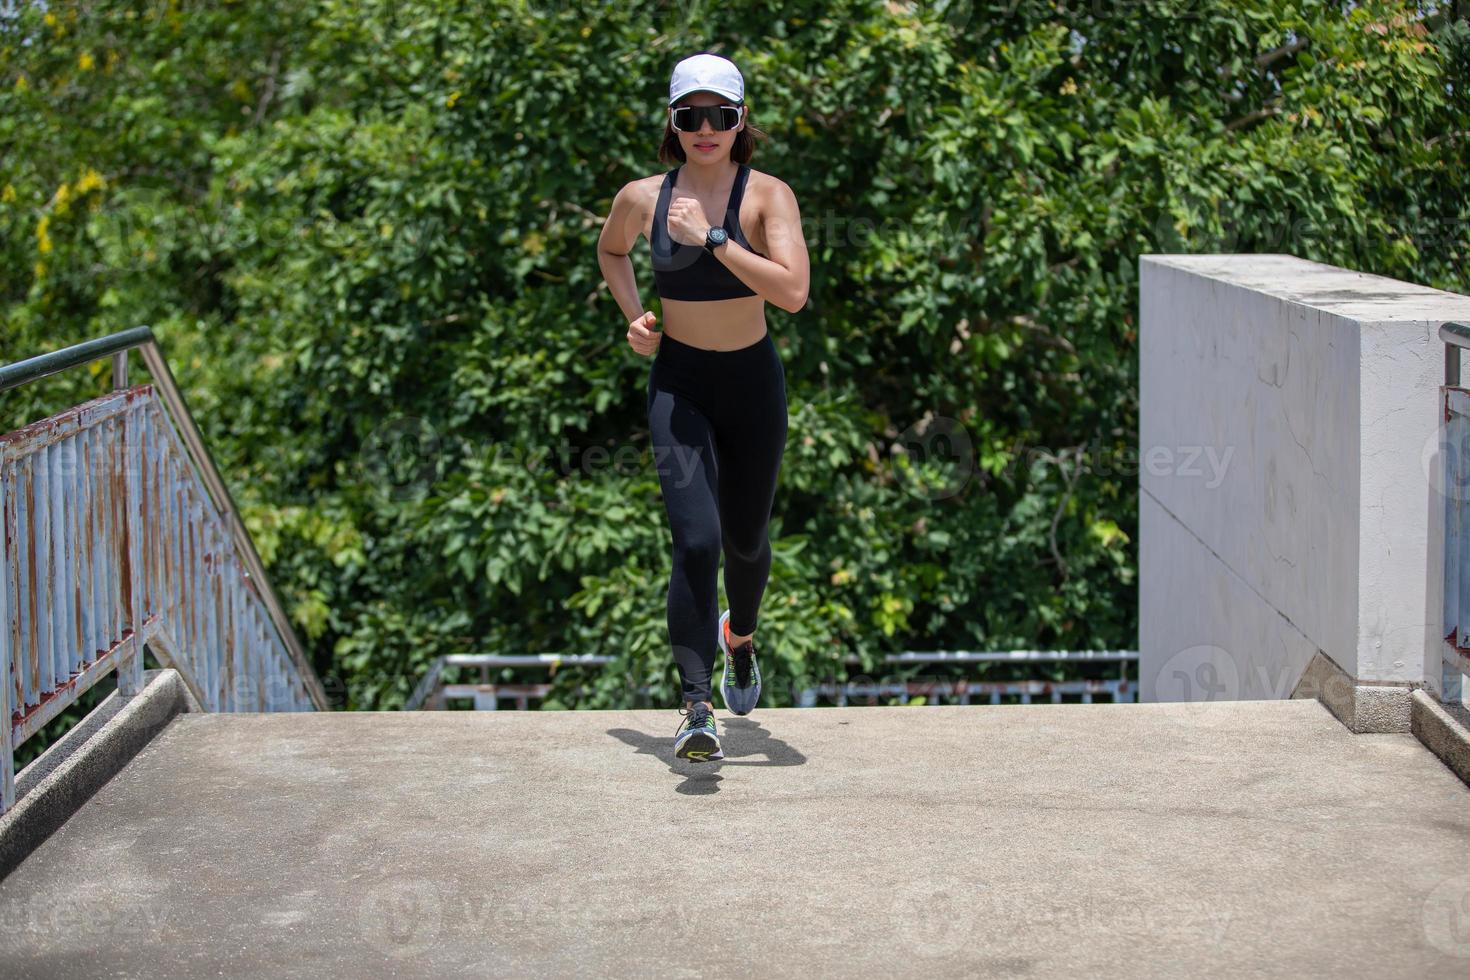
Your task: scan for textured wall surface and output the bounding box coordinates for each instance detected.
[1139,254,1470,700]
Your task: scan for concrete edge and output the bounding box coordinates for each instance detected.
[1288,650,1413,733]
[1411,689,1470,787]
[0,668,197,881]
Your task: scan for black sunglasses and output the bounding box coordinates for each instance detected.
[670,103,743,132]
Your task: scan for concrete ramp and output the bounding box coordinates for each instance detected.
[2,699,1468,978]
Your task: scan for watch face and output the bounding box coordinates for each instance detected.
[708,227,728,245]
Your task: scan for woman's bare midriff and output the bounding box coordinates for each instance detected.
[660,295,768,350]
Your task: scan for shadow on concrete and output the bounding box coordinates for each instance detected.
[605,716,808,794]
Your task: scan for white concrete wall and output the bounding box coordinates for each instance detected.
[1139,255,1470,702]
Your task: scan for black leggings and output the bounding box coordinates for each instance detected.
[646,331,788,706]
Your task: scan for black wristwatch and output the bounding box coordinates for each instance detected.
[703,226,729,254]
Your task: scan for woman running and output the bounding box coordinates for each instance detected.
[596,52,810,763]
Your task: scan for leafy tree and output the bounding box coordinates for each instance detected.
[2,1,1465,741]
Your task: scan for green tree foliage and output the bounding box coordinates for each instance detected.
[2,1,1466,713]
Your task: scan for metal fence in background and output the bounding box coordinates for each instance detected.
[408,654,618,710]
[408,650,1138,710]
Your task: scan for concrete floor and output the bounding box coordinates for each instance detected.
[1,699,1469,978]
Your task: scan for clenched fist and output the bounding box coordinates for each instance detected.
[627,310,661,356]
[666,196,714,248]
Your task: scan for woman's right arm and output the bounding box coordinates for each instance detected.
[597,181,649,325]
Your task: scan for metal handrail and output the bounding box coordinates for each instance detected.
[1,327,329,709]
[1439,321,1470,386]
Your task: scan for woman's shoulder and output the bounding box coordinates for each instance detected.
[614,171,672,222]
[743,166,795,204]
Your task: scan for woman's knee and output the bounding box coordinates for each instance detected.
[722,528,770,566]
[673,528,722,572]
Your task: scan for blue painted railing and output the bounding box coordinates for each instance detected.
[1,329,327,814]
[1438,322,1470,704]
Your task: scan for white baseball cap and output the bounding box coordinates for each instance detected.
[667,52,744,106]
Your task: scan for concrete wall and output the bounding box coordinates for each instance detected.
[1139,255,1470,708]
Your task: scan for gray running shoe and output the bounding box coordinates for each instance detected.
[718,608,763,716]
[674,702,724,762]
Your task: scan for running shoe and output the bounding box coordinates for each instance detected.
[718,608,763,716]
[674,702,724,762]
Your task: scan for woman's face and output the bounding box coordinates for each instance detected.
[671,90,745,161]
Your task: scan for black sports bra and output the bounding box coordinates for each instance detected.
[650,163,767,302]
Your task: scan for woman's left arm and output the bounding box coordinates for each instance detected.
[714,178,809,314]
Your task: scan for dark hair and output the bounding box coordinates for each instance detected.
[658,103,766,165]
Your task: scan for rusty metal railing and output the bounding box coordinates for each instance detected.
[1438,321,1470,706]
[1,327,329,814]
